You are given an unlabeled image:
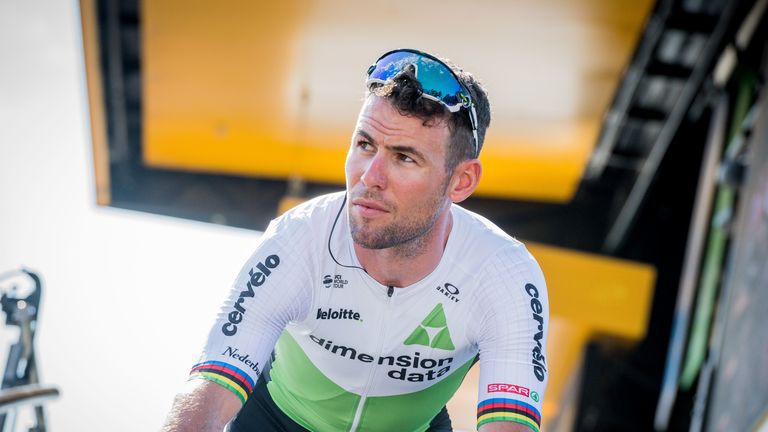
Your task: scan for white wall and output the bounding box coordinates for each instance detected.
[0,1,262,430]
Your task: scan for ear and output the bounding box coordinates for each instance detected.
[447,159,482,203]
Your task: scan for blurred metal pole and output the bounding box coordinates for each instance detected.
[653,93,727,431]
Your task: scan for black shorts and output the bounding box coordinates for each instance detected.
[227,374,453,432]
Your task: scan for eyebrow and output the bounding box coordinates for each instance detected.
[353,129,426,161]
[355,129,376,144]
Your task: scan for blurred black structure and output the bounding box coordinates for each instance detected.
[0,269,59,432]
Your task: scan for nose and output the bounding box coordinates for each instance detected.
[360,153,387,190]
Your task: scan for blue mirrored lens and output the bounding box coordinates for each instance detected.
[368,50,466,109]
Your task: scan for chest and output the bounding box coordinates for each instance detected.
[300,268,474,362]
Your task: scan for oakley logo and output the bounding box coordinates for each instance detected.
[435,283,460,303]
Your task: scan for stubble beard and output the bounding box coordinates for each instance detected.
[349,182,450,257]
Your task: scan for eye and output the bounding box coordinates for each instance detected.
[357,141,374,152]
[397,153,416,164]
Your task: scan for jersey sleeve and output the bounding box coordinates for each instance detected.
[470,243,549,432]
[189,215,315,405]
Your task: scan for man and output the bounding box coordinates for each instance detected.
[163,49,549,432]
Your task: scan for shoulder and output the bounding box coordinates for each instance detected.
[264,192,346,241]
[450,205,546,300]
[450,204,534,266]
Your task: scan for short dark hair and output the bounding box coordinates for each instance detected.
[366,58,491,174]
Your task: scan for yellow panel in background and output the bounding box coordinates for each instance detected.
[142,0,654,203]
[528,242,657,340]
[142,0,312,179]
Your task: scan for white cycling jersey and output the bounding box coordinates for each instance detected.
[191,192,549,432]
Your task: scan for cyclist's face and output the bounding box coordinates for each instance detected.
[345,96,452,250]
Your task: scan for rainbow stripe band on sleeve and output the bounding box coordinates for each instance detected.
[477,398,541,432]
[189,361,256,405]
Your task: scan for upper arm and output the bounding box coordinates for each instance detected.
[472,244,549,432]
[189,218,315,407]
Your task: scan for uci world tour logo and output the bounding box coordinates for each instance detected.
[323,274,348,289]
[404,304,455,350]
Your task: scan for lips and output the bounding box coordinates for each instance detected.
[351,197,389,218]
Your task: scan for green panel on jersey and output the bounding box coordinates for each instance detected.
[267,332,360,431]
[268,331,475,431]
[404,304,455,350]
[404,327,431,347]
[422,303,448,327]
[357,356,475,431]
[432,327,455,351]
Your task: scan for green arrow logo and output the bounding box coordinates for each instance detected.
[404,304,455,350]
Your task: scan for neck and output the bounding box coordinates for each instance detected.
[354,205,453,288]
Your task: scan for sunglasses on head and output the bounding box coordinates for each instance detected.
[366,49,480,158]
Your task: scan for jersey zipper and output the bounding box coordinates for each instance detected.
[348,285,394,431]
